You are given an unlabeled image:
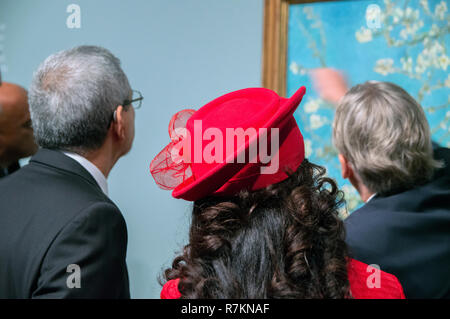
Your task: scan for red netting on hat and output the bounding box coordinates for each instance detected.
[150,109,196,190]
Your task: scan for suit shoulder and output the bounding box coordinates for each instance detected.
[344,205,390,249]
[65,201,126,232]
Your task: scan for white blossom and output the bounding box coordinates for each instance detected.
[304,98,320,113]
[289,62,300,75]
[289,62,306,75]
[392,8,404,23]
[374,58,395,75]
[304,139,313,158]
[434,1,447,20]
[415,40,446,73]
[445,74,450,88]
[400,19,424,39]
[420,0,430,14]
[355,27,373,43]
[401,57,413,73]
[400,28,408,39]
[310,114,327,129]
[439,55,449,71]
[428,23,439,36]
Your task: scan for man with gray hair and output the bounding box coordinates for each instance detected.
[0,46,141,298]
[313,70,449,298]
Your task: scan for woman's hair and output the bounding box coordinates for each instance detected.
[162,159,350,298]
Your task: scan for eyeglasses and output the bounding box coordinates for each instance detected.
[123,90,143,109]
[109,89,143,126]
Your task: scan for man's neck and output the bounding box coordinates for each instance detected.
[83,151,116,179]
[76,141,120,179]
[365,192,377,203]
[359,186,375,203]
[349,175,375,203]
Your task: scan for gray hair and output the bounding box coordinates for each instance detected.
[29,45,131,151]
[333,81,441,195]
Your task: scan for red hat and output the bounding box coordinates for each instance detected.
[150,86,306,201]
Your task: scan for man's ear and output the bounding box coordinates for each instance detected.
[112,105,126,140]
[338,153,354,179]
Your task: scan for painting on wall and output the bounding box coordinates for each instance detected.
[263,0,449,213]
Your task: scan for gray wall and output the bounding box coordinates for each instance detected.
[0,0,263,298]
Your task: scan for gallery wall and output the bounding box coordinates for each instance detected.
[0,0,264,298]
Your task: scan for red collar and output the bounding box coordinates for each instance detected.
[161,259,405,299]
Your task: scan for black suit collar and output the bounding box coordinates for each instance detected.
[7,161,20,174]
[0,161,20,178]
[30,148,102,193]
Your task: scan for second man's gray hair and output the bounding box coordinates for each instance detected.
[29,45,131,152]
[333,81,441,195]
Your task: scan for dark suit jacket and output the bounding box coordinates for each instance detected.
[0,149,130,298]
[345,147,450,299]
[0,161,20,178]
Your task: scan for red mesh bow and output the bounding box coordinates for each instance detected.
[150,109,196,190]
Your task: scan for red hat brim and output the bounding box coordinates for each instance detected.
[172,86,306,201]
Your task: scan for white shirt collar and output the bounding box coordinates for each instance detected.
[365,193,377,203]
[62,151,109,196]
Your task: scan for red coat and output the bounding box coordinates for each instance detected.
[160,258,405,299]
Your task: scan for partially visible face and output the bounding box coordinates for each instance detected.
[0,83,38,167]
[123,103,136,155]
[117,90,136,157]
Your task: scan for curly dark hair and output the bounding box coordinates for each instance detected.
[162,159,351,298]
